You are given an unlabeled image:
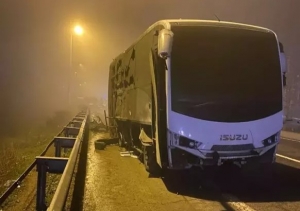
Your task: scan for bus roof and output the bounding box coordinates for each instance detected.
[161,19,272,32]
[111,19,276,63]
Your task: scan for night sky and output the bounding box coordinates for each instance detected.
[0,0,299,133]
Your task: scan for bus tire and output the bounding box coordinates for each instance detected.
[143,145,161,176]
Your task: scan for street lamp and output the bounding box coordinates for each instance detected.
[74,25,84,36]
[68,24,84,106]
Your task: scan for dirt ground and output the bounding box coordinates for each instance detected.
[0,145,60,211]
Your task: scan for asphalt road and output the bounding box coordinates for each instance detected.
[74,132,300,211]
[214,138,300,211]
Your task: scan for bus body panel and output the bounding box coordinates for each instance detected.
[108,19,285,171]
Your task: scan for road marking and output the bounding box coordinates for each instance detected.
[222,194,256,211]
[280,137,300,143]
[276,154,300,164]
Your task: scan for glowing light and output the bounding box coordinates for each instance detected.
[74,25,83,35]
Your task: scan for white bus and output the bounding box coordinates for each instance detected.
[108,19,287,174]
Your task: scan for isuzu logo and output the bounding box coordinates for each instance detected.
[220,134,248,141]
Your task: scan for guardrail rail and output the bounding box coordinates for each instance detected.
[0,109,90,211]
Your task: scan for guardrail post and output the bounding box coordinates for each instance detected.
[35,156,68,210]
[55,139,61,157]
[54,137,76,157]
[36,161,47,211]
[0,110,88,209]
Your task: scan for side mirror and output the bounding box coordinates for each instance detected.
[279,42,287,74]
[283,73,286,86]
[280,52,287,74]
[158,29,174,59]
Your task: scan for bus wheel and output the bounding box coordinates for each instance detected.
[118,132,125,147]
[143,145,161,176]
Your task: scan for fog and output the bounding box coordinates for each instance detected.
[0,0,299,135]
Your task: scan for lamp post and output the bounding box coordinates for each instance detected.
[68,24,84,106]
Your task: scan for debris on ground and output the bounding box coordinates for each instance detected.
[94,141,106,150]
[95,137,118,145]
[120,151,132,157]
[120,151,138,158]
[92,131,119,151]
[90,115,107,132]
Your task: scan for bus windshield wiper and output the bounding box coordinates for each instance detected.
[176,98,217,107]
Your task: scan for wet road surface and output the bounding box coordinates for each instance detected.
[80,132,230,211]
[75,132,300,211]
[214,137,300,211]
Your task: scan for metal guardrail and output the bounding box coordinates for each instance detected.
[0,118,68,206]
[46,110,89,211]
[0,109,89,211]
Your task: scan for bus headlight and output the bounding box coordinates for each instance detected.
[189,141,195,148]
[262,133,279,146]
[179,136,202,149]
[168,130,202,149]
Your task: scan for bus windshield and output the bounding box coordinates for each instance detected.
[170,25,282,122]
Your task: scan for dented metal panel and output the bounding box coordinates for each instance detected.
[109,29,158,125]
